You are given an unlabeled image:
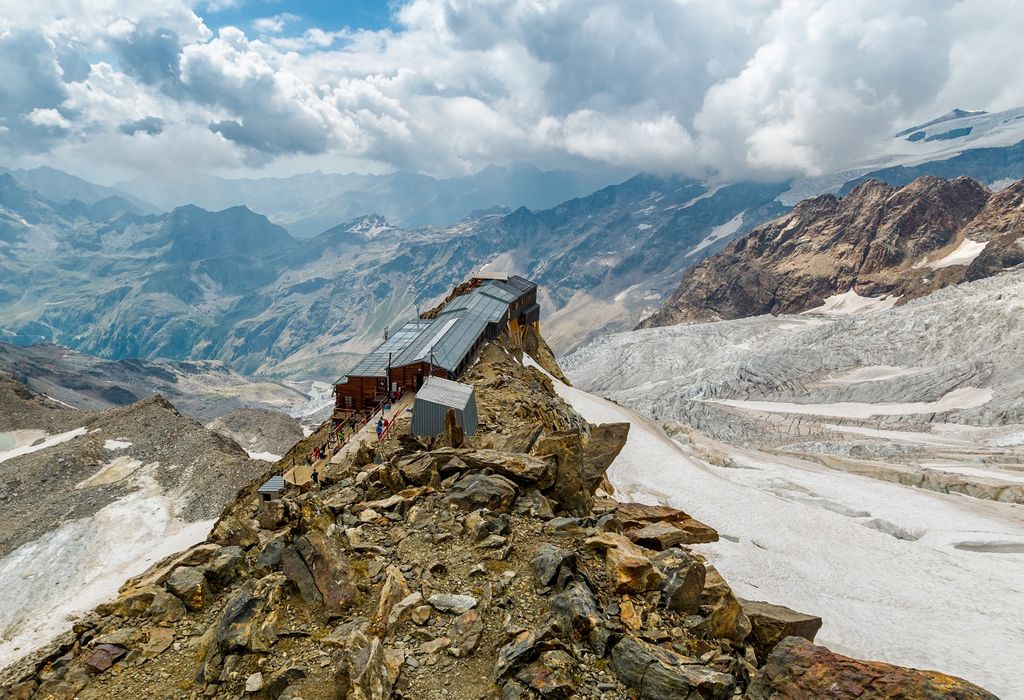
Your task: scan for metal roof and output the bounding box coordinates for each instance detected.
[340,319,432,380]
[341,275,539,382]
[488,275,536,298]
[258,475,285,493]
[416,376,475,409]
[438,291,511,324]
[392,309,489,373]
[476,284,517,304]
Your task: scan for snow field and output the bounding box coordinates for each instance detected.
[528,357,1024,698]
[0,473,215,669]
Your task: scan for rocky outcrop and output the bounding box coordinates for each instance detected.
[0,329,999,700]
[643,176,1024,327]
[739,600,822,665]
[745,637,998,700]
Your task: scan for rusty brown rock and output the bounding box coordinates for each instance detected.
[84,644,125,674]
[585,532,665,594]
[448,609,484,658]
[369,565,412,635]
[531,430,592,516]
[695,565,751,642]
[164,566,208,612]
[743,637,998,700]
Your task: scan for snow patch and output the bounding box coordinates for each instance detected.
[103,439,132,450]
[816,365,931,386]
[686,211,746,258]
[926,238,988,269]
[0,475,215,668]
[803,289,899,315]
[246,451,281,462]
[0,427,86,464]
[75,456,148,489]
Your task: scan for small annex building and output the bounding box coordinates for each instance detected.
[410,376,478,438]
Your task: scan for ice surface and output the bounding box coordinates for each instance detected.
[711,386,993,418]
[529,356,1024,698]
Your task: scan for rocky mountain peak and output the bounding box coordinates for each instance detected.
[641,175,1024,327]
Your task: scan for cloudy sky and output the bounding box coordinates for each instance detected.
[1,0,1021,184]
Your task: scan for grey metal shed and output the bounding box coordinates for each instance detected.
[411,376,479,437]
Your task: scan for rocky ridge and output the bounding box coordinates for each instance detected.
[642,175,1024,327]
[0,329,997,699]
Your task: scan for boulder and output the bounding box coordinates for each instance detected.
[531,544,576,588]
[295,530,359,618]
[653,548,706,613]
[611,636,735,700]
[516,650,577,699]
[427,593,477,614]
[695,566,751,642]
[580,423,630,492]
[442,473,518,513]
[617,501,719,546]
[386,592,423,632]
[198,579,280,682]
[84,644,126,674]
[370,566,412,635]
[493,624,559,681]
[210,515,259,549]
[204,545,247,588]
[140,628,174,659]
[531,430,592,516]
[744,637,999,700]
[164,566,209,612]
[97,585,184,623]
[281,545,322,605]
[739,599,823,665]
[335,631,405,700]
[259,666,306,700]
[397,454,440,487]
[257,499,289,530]
[457,449,556,488]
[448,609,484,657]
[254,537,285,577]
[585,532,665,594]
[550,579,609,655]
[297,493,335,533]
[500,425,543,453]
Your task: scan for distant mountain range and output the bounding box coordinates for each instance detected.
[0,165,159,215]
[114,163,627,237]
[2,107,1024,380]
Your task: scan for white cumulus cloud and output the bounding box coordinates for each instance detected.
[0,0,1022,182]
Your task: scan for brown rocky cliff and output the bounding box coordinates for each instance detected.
[641,175,1024,327]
